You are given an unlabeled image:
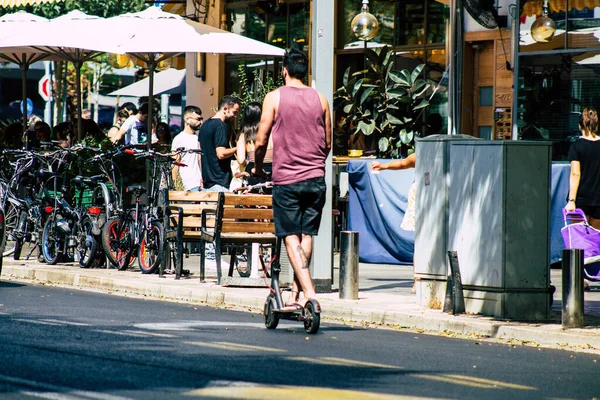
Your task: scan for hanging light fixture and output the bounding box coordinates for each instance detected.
[350,0,379,41]
[531,0,556,43]
[107,53,131,69]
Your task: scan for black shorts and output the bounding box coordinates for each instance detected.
[580,205,600,220]
[273,177,326,237]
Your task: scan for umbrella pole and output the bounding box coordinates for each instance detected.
[147,63,155,151]
[75,60,83,143]
[20,56,28,149]
[146,61,156,195]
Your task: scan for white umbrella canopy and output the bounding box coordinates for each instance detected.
[113,7,285,57]
[0,0,63,6]
[109,68,185,97]
[107,7,285,149]
[0,11,50,134]
[0,10,125,141]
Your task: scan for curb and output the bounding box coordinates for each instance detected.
[2,264,600,354]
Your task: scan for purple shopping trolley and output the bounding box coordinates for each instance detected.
[561,208,600,281]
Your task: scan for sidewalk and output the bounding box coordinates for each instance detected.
[1,252,600,354]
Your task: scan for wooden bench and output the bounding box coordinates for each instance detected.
[200,192,276,284]
[162,191,219,279]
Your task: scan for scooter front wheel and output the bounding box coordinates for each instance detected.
[303,299,321,334]
[264,294,279,330]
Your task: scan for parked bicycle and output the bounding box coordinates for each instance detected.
[101,147,184,273]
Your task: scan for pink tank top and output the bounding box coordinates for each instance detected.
[271,86,327,185]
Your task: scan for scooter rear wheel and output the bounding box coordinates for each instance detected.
[264,294,279,330]
[303,299,321,334]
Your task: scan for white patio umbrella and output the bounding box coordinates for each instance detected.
[0,0,64,6]
[0,10,125,141]
[108,7,286,149]
[0,11,49,134]
[108,68,186,97]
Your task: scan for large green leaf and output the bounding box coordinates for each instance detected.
[358,119,375,136]
[413,99,430,110]
[352,78,365,97]
[387,88,407,99]
[342,67,351,87]
[400,129,414,145]
[411,80,429,98]
[343,104,354,114]
[360,86,375,106]
[389,71,409,86]
[378,137,390,153]
[411,64,425,83]
[400,69,412,86]
[386,113,404,125]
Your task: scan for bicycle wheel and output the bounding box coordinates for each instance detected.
[41,216,64,265]
[2,202,19,257]
[138,220,164,274]
[78,216,98,269]
[102,216,134,270]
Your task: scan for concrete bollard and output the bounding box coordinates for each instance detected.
[562,249,584,328]
[339,231,359,300]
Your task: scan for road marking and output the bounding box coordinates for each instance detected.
[186,382,442,399]
[39,319,91,327]
[185,341,287,353]
[287,356,403,370]
[0,373,133,400]
[135,321,266,331]
[415,373,536,390]
[121,330,175,338]
[13,319,62,326]
[92,329,149,338]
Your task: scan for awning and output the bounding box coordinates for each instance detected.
[521,0,600,17]
[0,0,64,6]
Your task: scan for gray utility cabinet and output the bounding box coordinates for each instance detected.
[415,138,552,320]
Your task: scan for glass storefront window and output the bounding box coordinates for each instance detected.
[427,0,447,44]
[370,0,394,46]
[516,53,600,160]
[288,2,310,52]
[396,0,425,46]
[567,6,600,50]
[246,4,267,43]
[338,0,446,48]
[227,7,245,36]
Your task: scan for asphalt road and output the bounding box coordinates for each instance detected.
[0,281,598,400]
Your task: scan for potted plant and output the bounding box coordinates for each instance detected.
[334,46,431,158]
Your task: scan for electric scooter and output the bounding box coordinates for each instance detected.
[263,237,321,334]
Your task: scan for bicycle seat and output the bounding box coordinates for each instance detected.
[83,175,107,186]
[71,176,85,186]
[126,185,147,196]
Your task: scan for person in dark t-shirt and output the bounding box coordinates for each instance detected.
[566,106,600,229]
[198,95,241,191]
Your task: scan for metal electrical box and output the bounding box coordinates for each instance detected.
[414,135,474,310]
[415,138,552,320]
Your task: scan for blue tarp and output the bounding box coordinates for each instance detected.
[347,159,415,264]
[550,163,570,264]
[348,160,570,265]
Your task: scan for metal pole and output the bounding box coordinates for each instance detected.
[339,231,359,300]
[75,60,83,143]
[311,0,334,292]
[20,56,28,149]
[562,249,584,328]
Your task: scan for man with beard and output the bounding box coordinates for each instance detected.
[199,95,241,192]
[171,105,203,191]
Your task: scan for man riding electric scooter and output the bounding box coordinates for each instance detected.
[253,48,332,333]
